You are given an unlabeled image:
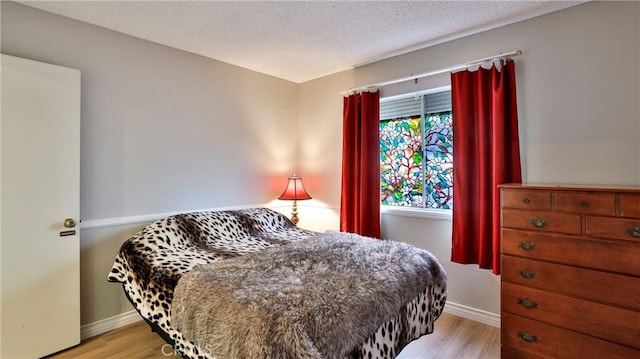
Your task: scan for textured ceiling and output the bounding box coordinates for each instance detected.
[18,1,585,83]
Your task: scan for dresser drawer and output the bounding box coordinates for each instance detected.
[502,190,551,211]
[501,345,545,359]
[502,313,640,359]
[553,192,615,215]
[502,256,640,310]
[501,229,640,276]
[502,210,581,234]
[585,216,640,242]
[502,282,640,349]
[620,194,640,218]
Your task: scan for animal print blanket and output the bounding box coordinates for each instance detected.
[172,231,447,358]
[109,208,447,358]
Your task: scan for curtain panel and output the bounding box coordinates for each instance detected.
[340,90,381,239]
[450,60,522,274]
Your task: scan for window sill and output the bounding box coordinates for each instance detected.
[381,206,452,221]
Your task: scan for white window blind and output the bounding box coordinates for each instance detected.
[380,96,421,120]
[380,90,451,120]
[424,90,452,113]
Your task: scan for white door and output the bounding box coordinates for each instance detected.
[1,54,81,358]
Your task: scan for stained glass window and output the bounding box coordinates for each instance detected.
[380,115,423,207]
[424,111,453,209]
[379,90,453,209]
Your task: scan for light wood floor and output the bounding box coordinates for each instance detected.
[47,312,500,359]
[396,313,500,359]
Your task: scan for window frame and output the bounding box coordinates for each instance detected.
[379,85,453,219]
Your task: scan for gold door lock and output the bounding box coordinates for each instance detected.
[64,218,77,228]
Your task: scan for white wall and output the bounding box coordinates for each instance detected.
[1,2,301,325]
[298,1,640,319]
[1,2,300,221]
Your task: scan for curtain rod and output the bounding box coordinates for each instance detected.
[340,49,522,95]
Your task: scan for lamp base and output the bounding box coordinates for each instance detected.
[290,199,299,225]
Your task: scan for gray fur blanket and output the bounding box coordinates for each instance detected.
[172,231,446,358]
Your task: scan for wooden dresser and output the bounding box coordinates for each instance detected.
[499,184,640,359]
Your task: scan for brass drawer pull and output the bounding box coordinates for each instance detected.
[517,297,538,309]
[517,331,539,343]
[579,201,590,208]
[625,227,640,238]
[522,198,530,204]
[518,241,536,251]
[530,218,548,228]
[519,269,536,279]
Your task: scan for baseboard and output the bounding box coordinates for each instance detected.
[443,301,501,328]
[82,301,500,340]
[81,310,141,339]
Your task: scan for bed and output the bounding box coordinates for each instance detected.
[108,208,447,358]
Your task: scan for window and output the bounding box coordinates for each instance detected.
[379,88,453,210]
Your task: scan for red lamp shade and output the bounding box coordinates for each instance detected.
[278,174,311,201]
[278,174,311,225]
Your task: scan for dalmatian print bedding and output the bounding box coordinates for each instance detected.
[108,208,446,358]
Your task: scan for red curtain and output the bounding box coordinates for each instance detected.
[340,90,381,238]
[451,60,522,274]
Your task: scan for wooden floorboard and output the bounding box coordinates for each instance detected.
[396,313,500,359]
[47,312,500,359]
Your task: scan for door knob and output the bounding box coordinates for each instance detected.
[64,218,77,228]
